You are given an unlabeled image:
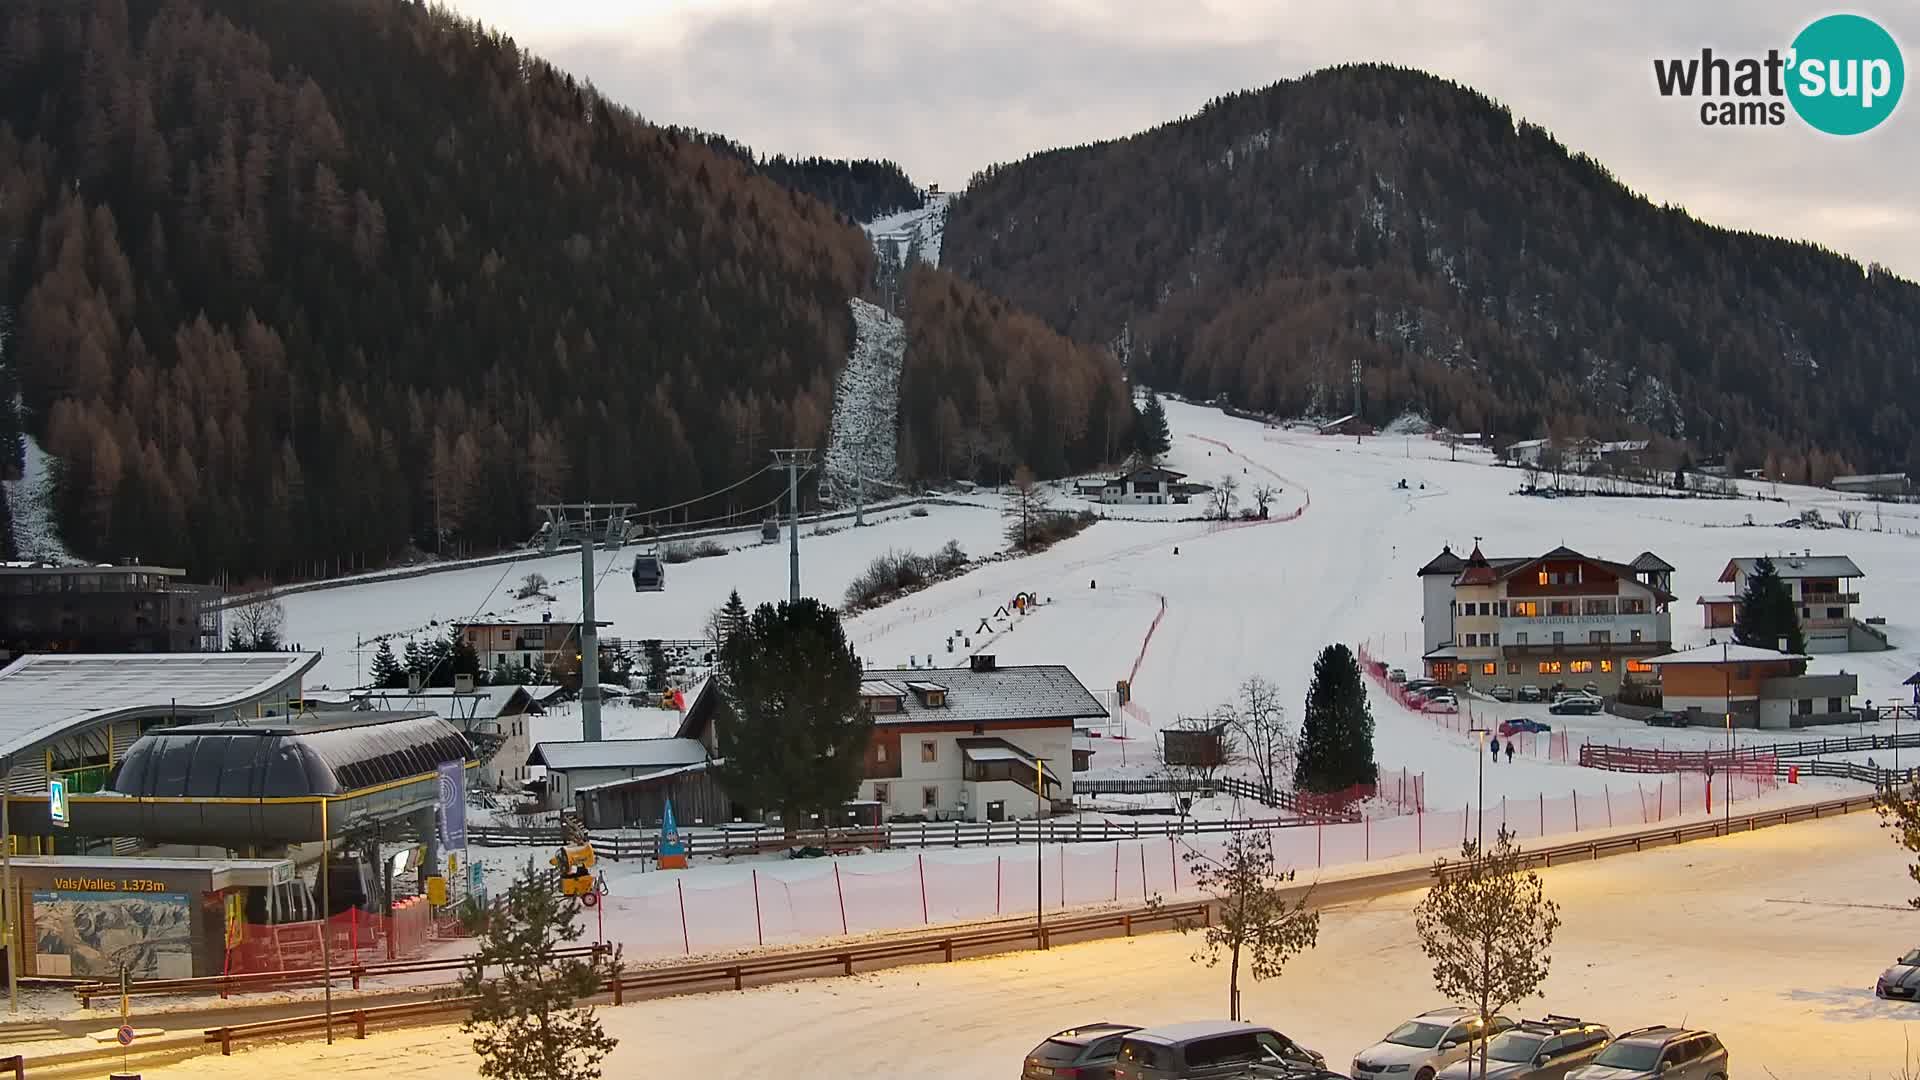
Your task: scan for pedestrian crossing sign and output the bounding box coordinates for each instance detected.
[48,778,69,827]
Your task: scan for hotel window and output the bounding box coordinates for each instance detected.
[1537,570,1549,585]
[1515,632,1528,645]
[1569,660,1594,673]
[1599,660,1615,673]
[1511,601,1539,617]
[1627,660,1654,673]
[1630,629,1643,643]
[1584,599,1615,615]
[1548,600,1574,616]
[1508,662,1520,674]
[1538,661,1562,674]
[1456,663,1471,677]
[1619,598,1647,614]
[1589,630,1611,644]
[876,744,888,763]
[1492,633,1500,646]
[1495,601,1508,617]
[499,629,511,641]
[1483,663,1496,676]
[921,740,937,763]
[1552,631,1564,645]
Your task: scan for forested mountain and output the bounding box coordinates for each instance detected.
[682,133,925,223]
[944,64,1920,479]
[0,0,1116,582]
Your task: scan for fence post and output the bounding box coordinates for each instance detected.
[751,868,764,947]
[1170,835,1180,892]
[834,862,849,934]
[1139,843,1148,898]
[1572,790,1579,831]
[995,855,1002,915]
[677,878,691,955]
[1364,817,1370,861]
[1539,792,1544,835]
[1416,806,1422,852]
[918,854,929,925]
[1058,846,1065,909]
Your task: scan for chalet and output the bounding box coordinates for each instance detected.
[852,655,1105,822]
[1644,642,1858,729]
[1099,466,1188,506]
[1701,554,1886,653]
[457,616,612,673]
[1317,414,1374,437]
[1500,438,1550,467]
[1416,543,1674,694]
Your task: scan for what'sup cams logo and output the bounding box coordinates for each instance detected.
[1654,13,1904,134]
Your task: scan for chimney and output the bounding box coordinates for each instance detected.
[970,654,997,673]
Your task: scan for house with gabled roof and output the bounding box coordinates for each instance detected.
[1700,553,1887,653]
[1099,466,1189,505]
[1416,542,1675,693]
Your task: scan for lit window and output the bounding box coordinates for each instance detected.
[1538,570,1549,585]
[1570,660,1594,674]
[1482,663,1496,676]
[1600,660,1615,673]
[877,745,887,763]
[1538,661,1562,675]
[921,740,937,763]
[1627,660,1654,673]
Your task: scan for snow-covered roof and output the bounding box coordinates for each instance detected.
[1505,438,1549,450]
[1421,644,1459,659]
[1833,472,1909,485]
[0,652,321,763]
[527,737,708,771]
[1630,551,1676,572]
[572,759,714,793]
[1695,595,1740,605]
[1720,555,1864,581]
[957,738,1041,766]
[860,680,905,698]
[1644,644,1808,666]
[858,664,1106,726]
[1417,546,1467,577]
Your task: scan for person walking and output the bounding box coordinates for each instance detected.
[1490,737,1501,763]
[1505,740,1516,764]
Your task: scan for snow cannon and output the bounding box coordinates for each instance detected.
[552,843,598,898]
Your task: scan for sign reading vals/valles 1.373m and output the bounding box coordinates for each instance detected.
[51,877,172,893]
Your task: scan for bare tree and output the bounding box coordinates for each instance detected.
[1414,828,1562,1080]
[1222,676,1293,799]
[229,596,287,650]
[1002,466,1050,551]
[1250,483,1280,519]
[515,572,552,600]
[1177,829,1320,1021]
[1875,780,1920,909]
[1520,461,1542,491]
[1837,508,1861,529]
[1208,472,1240,520]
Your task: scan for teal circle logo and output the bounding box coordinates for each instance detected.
[1787,14,1904,135]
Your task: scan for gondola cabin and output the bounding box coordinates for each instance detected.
[631,550,665,592]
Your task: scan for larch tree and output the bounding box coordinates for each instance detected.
[1002,465,1051,552]
[1177,829,1320,1021]
[1414,829,1561,1080]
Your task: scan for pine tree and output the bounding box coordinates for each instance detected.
[1294,643,1377,794]
[403,638,427,685]
[1733,556,1806,656]
[719,589,748,650]
[446,624,483,686]
[1135,390,1172,461]
[712,598,869,833]
[459,858,622,1080]
[369,639,406,689]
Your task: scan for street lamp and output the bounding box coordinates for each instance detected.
[1036,758,1047,948]
[1469,727,1490,850]
[1901,671,1920,775]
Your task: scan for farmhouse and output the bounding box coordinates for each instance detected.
[1099,466,1188,505]
[1643,642,1859,729]
[1701,554,1888,653]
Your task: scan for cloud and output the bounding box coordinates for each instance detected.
[449,0,1920,278]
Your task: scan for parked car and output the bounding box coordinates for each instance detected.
[1567,1027,1728,1080]
[1113,1021,1326,1080]
[1516,685,1544,703]
[1423,698,1460,715]
[1435,1016,1611,1080]
[1026,1023,1142,1079]
[1643,711,1688,728]
[1499,718,1552,737]
[1879,947,1920,1000]
[1548,694,1602,716]
[1581,682,1600,696]
[1350,1007,1511,1080]
[1489,684,1515,702]
[1388,668,1408,684]
[1405,691,1428,708]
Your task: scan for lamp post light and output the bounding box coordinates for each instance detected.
[1902,671,1920,776]
[1469,727,1490,850]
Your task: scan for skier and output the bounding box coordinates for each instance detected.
[1490,737,1501,763]
[1505,741,1516,764]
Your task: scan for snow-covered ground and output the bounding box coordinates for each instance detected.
[821,298,906,507]
[865,191,950,266]
[137,811,1919,1080]
[3,421,77,563]
[283,397,1920,816]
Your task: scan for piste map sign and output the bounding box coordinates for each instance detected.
[48,777,69,827]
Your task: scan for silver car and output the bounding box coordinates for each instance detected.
[1880,947,1920,1000]
[1351,1007,1511,1080]
[1435,1017,1611,1080]
[1567,1027,1728,1080]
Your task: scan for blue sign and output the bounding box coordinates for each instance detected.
[658,797,686,859]
[48,778,69,827]
[436,761,467,852]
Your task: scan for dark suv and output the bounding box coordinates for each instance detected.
[1025,1023,1142,1080]
[1113,1021,1327,1080]
[1436,1015,1611,1079]
[1568,1027,1728,1080]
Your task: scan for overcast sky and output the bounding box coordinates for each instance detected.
[448,1,1920,280]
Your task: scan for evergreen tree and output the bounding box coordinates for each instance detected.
[1733,556,1806,656]
[719,589,748,650]
[227,625,246,651]
[369,639,406,689]
[712,598,869,833]
[459,858,622,1080]
[1294,643,1377,794]
[445,624,483,686]
[403,638,427,685]
[1135,390,1172,461]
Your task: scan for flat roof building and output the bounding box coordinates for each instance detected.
[1,561,221,660]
